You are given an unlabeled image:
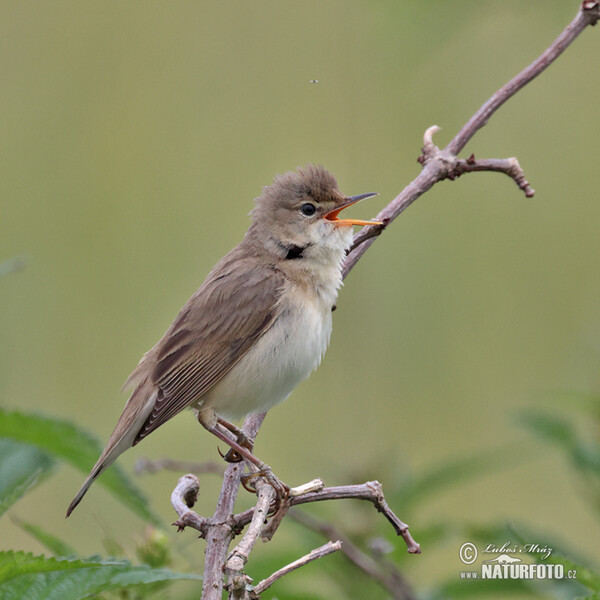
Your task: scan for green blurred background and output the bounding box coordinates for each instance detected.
[1,0,599,596]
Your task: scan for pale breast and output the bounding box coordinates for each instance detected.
[200,282,334,420]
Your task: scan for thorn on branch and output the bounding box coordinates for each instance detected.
[418,124,442,164]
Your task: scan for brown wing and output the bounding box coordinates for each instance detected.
[133,254,285,444]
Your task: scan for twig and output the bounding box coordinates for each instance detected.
[249,540,343,599]
[452,155,534,197]
[259,478,324,542]
[342,1,600,278]
[233,481,420,555]
[288,509,416,600]
[448,1,600,156]
[135,456,224,476]
[171,473,208,536]
[201,413,266,600]
[225,481,277,599]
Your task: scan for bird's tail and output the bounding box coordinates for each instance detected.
[66,430,132,518]
[66,386,157,518]
[66,462,108,517]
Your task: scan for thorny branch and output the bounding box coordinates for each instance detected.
[169,3,600,598]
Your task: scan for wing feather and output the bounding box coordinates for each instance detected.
[133,257,284,444]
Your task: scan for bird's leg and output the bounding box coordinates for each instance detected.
[198,414,259,466]
[216,417,254,463]
[197,411,290,504]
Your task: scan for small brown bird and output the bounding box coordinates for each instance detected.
[67,165,379,517]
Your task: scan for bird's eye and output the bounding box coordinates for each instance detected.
[300,203,317,216]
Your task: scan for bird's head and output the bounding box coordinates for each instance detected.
[249,165,380,260]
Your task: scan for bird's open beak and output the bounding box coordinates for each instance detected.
[324,193,382,227]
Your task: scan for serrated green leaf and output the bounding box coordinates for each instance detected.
[0,438,55,517]
[0,551,201,600]
[0,409,160,525]
[12,517,77,557]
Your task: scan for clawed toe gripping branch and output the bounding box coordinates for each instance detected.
[167,3,600,598]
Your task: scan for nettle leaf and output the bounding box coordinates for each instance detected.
[0,409,160,525]
[0,439,55,517]
[0,551,201,600]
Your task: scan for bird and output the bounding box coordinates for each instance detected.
[66,165,380,517]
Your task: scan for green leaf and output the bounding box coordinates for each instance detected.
[0,409,161,525]
[0,439,55,517]
[12,517,77,557]
[0,551,201,600]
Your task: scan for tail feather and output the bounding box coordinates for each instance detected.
[66,464,105,517]
[66,386,158,518]
[65,434,128,518]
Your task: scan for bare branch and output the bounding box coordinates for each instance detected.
[135,456,224,476]
[225,482,277,598]
[233,481,421,555]
[289,509,417,600]
[171,473,208,536]
[251,478,323,542]
[201,413,266,600]
[453,155,535,197]
[250,541,343,598]
[343,2,600,279]
[448,1,600,156]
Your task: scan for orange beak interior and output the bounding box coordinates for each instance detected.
[324,192,382,227]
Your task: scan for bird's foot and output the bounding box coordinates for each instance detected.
[240,468,290,498]
[241,467,291,524]
[216,418,254,463]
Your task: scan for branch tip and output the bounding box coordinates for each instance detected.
[289,478,324,497]
[251,540,343,598]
